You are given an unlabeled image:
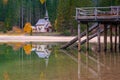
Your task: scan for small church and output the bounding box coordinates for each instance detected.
[32,10,52,32]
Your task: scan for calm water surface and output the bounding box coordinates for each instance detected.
[0,42,120,80]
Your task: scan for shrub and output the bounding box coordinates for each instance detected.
[62,30,71,36]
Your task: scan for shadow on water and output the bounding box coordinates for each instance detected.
[0,42,120,80]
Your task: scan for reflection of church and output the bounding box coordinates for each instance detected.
[32,44,51,59]
[7,42,51,59]
[32,44,51,67]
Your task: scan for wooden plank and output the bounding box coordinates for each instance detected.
[76,6,120,16]
[77,15,120,20]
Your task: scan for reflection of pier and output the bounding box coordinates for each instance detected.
[61,50,98,76]
[61,50,114,80]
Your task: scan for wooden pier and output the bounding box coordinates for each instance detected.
[61,6,120,52]
[76,6,120,22]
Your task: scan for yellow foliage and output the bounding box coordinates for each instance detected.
[7,42,25,51]
[40,72,46,80]
[23,44,32,55]
[40,0,46,4]
[3,72,10,80]
[3,0,8,5]
[12,43,23,51]
[54,19,58,31]
[23,22,32,33]
[12,26,22,33]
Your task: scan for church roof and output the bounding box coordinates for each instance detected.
[35,19,47,26]
[35,9,50,26]
[35,51,50,58]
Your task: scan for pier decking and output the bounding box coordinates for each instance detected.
[76,6,120,22]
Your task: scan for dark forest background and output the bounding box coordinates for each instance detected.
[0,0,119,34]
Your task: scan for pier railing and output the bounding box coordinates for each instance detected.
[76,6,120,21]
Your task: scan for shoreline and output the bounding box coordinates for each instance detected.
[0,35,119,43]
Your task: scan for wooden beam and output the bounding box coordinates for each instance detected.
[104,24,107,52]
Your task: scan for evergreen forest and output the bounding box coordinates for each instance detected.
[0,0,119,34]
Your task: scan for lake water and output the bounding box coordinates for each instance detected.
[0,42,120,80]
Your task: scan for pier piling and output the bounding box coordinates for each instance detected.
[119,25,120,52]
[110,26,113,52]
[86,23,89,51]
[78,21,81,52]
[115,25,117,52]
[104,24,107,52]
[97,24,101,52]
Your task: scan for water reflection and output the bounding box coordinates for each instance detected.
[78,51,81,80]
[78,51,120,80]
[0,42,78,80]
[3,72,10,80]
[32,44,51,59]
[32,44,51,67]
[0,42,120,80]
[61,49,120,80]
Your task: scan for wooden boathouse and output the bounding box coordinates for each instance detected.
[61,6,120,52]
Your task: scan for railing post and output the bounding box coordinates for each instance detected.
[76,8,78,20]
[117,7,119,20]
[94,7,97,20]
[110,6,113,15]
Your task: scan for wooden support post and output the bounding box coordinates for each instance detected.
[115,25,117,52]
[110,25,113,52]
[86,23,89,51]
[78,21,81,52]
[97,24,101,52]
[119,25,120,52]
[104,24,107,52]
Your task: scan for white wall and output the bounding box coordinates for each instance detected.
[37,26,47,32]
